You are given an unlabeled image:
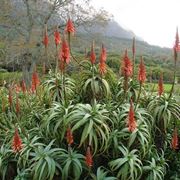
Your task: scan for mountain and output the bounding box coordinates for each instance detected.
[72,34,172,60]
[78,20,142,41]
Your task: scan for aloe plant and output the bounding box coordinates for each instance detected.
[43,71,75,102]
[148,95,180,130]
[143,158,167,180]
[80,61,111,103]
[59,148,84,180]
[42,102,73,141]
[67,102,112,154]
[148,94,180,149]
[30,140,64,180]
[90,166,117,180]
[111,104,153,155]
[109,145,142,180]
[0,145,14,180]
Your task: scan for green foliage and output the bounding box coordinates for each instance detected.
[30,140,63,180]
[143,158,166,180]
[80,61,111,103]
[42,102,73,141]
[0,145,14,180]
[43,71,76,102]
[67,102,111,154]
[60,148,84,180]
[0,40,179,179]
[148,95,180,130]
[109,145,142,180]
[0,72,22,85]
[90,166,117,180]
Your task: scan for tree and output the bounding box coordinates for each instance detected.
[0,0,110,84]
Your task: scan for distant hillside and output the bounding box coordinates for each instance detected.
[78,20,142,40]
[71,33,172,60]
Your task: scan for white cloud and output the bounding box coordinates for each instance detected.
[91,0,180,47]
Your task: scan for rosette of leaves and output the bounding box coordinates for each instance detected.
[66,102,112,154]
[0,145,15,180]
[59,148,84,180]
[90,166,117,180]
[143,155,167,180]
[43,71,75,102]
[42,102,73,141]
[148,95,180,129]
[111,104,153,155]
[80,61,111,103]
[109,145,142,180]
[115,78,143,103]
[29,140,65,180]
[14,168,31,180]
[18,136,44,168]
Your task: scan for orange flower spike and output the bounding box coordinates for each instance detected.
[138,56,146,84]
[60,38,70,64]
[99,62,106,76]
[32,71,40,91]
[66,127,74,146]
[171,127,179,150]
[100,44,107,64]
[65,18,75,35]
[12,128,23,153]
[21,80,26,94]
[128,100,137,132]
[43,25,49,48]
[90,42,96,64]
[54,27,61,46]
[85,146,93,168]
[158,73,164,96]
[121,50,133,78]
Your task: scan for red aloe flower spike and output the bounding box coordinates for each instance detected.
[60,38,70,64]
[32,71,40,91]
[65,18,75,35]
[85,146,93,168]
[43,24,49,48]
[99,44,107,63]
[54,27,61,46]
[158,73,164,96]
[8,88,13,108]
[12,128,23,153]
[171,127,179,150]
[21,80,26,94]
[90,42,96,64]
[16,95,20,115]
[138,56,146,84]
[66,127,74,146]
[121,50,133,78]
[127,100,137,132]
[174,27,180,52]
[99,62,106,76]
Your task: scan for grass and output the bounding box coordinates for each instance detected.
[146,83,180,97]
[0,72,22,85]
